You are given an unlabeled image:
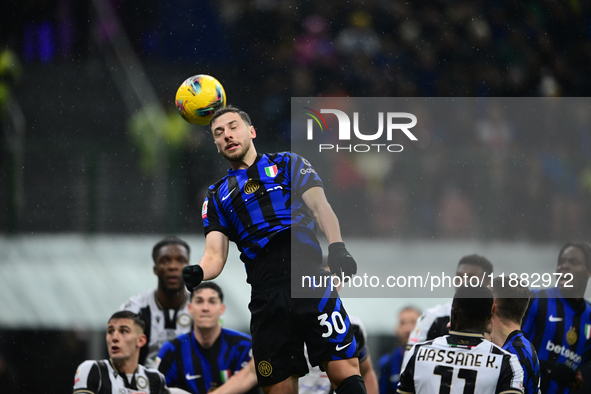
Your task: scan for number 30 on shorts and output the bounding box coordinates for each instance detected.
[317,312,346,337]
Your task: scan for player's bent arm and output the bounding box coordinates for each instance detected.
[359,355,379,394]
[211,358,258,394]
[199,231,230,280]
[301,186,343,244]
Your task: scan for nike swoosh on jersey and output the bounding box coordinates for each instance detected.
[185,373,202,380]
[222,187,236,201]
[548,315,563,322]
[335,343,352,351]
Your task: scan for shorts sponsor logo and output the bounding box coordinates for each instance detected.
[258,361,273,377]
[136,376,148,389]
[244,180,260,194]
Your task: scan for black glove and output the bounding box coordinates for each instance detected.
[328,242,357,279]
[182,265,204,292]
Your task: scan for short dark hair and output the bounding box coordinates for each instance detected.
[108,311,146,332]
[452,286,494,327]
[209,105,252,132]
[458,254,494,275]
[558,241,591,270]
[191,281,224,303]
[490,277,530,325]
[152,236,190,263]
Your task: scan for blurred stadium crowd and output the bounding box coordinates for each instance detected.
[1,2,591,393]
[1,0,591,240]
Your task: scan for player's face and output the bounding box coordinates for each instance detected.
[211,112,256,164]
[154,244,189,292]
[557,246,590,294]
[189,288,226,330]
[455,263,486,290]
[396,309,420,344]
[106,318,146,363]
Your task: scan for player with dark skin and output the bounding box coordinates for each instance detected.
[556,245,590,299]
[153,242,190,309]
[554,244,590,391]
[521,242,591,393]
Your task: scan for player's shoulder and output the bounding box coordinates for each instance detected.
[161,333,189,351]
[139,363,165,377]
[120,289,155,311]
[417,301,452,324]
[76,359,99,374]
[221,327,252,342]
[207,175,231,195]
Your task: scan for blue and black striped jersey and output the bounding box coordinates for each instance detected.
[378,346,405,394]
[502,330,540,394]
[202,152,324,283]
[156,328,256,394]
[521,287,591,394]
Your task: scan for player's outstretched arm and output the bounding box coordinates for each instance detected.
[212,359,258,394]
[182,231,229,291]
[301,186,342,244]
[302,186,357,278]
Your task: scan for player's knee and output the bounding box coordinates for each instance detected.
[335,375,367,394]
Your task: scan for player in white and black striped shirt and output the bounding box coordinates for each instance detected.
[73,311,175,394]
[398,286,524,394]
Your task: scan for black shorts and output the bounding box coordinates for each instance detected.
[249,284,358,386]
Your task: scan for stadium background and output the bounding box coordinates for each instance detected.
[1,0,590,392]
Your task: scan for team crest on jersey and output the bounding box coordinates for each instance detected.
[178,313,192,327]
[137,376,148,389]
[567,327,578,345]
[264,165,278,178]
[258,360,273,377]
[244,180,260,194]
[202,200,208,219]
[585,324,591,340]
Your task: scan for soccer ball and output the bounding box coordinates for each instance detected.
[175,74,226,125]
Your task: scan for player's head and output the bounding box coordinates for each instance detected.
[450,286,494,333]
[152,236,190,293]
[209,105,257,165]
[490,277,530,326]
[395,306,421,344]
[556,241,591,297]
[189,282,225,330]
[455,254,494,289]
[106,311,147,365]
